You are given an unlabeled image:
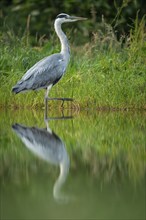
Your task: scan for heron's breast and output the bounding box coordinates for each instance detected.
[58,59,68,73]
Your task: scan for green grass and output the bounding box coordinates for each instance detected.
[0,16,146,109]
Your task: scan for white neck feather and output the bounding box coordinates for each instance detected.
[54,20,70,57]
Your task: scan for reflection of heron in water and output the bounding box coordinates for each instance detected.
[12,122,70,202]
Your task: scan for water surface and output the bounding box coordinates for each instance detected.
[0,109,145,219]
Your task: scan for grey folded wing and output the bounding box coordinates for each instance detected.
[14,53,67,92]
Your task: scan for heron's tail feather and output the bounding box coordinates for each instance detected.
[12,81,27,94]
[12,86,19,94]
[12,85,23,94]
[12,123,26,135]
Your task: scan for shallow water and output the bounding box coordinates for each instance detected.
[0,109,145,220]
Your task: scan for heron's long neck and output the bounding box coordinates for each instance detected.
[54,20,70,57]
[53,156,69,201]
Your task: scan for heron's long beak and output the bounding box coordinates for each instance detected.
[70,16,87,21]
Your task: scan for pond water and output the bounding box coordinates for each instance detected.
[0,109,145,220]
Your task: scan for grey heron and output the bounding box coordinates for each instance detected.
[12,122,70,202]
[12,13,87,107]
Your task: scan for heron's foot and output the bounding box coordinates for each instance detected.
[60,98,74,108]
[46,97,74,108]
[46,97,74,101]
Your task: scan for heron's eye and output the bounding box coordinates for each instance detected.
[56,14,67,19]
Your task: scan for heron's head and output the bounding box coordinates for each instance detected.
[55,13,87,24]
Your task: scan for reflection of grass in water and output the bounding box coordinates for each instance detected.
[0,109,145,184]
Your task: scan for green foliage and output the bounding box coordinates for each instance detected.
[0,0,146,41]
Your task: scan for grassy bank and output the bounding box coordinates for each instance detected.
[0,16,146,109]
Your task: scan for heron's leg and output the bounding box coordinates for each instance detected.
[61,99,65,108]
[44,90,48,120]
[45,85,52,100]
[44,118,52,133]
[44,98,48,120]
[44,85,52,119]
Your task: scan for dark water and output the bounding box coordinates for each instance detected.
[0,109,145,220]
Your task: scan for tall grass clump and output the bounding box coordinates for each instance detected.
[70,14,146,110]
[0,14,145,109]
